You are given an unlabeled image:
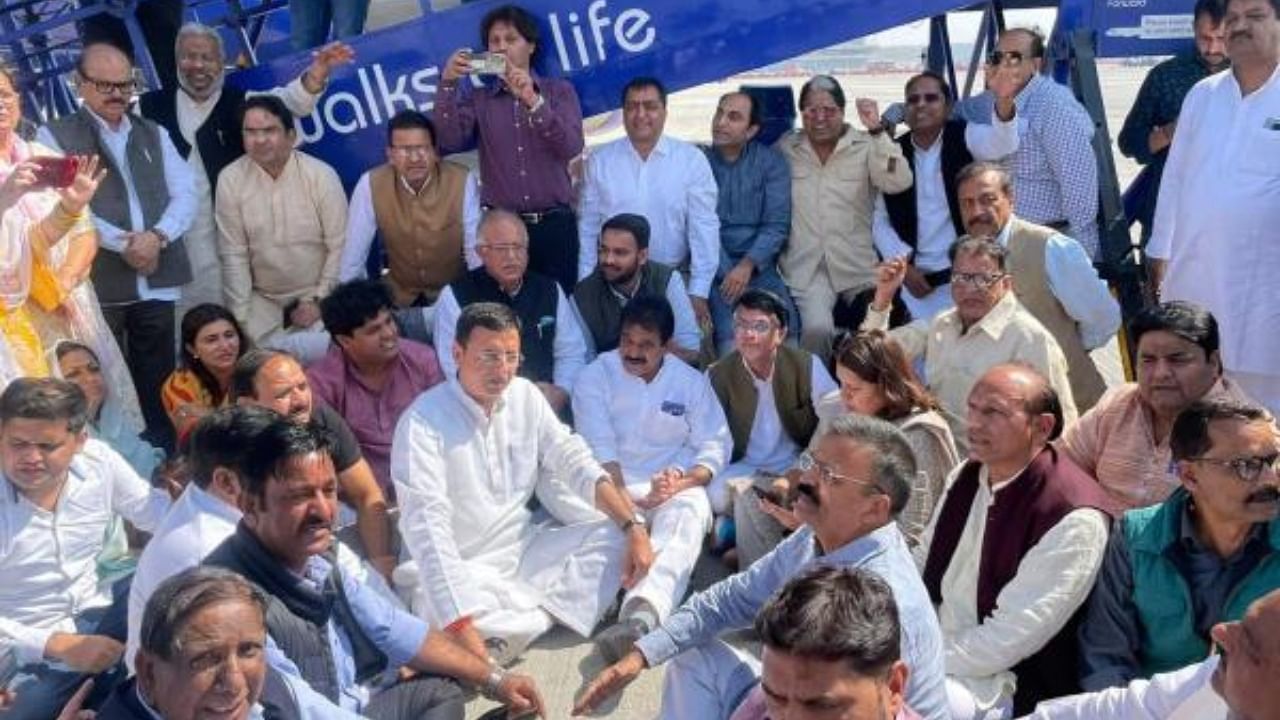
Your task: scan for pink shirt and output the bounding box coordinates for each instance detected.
[307,339,443,497]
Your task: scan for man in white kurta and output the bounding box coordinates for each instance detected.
[1148,0,1280,417]
[571,295,730,660]
[216,97,347,345]
[392,302,653,664]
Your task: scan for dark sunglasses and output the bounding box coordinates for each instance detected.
[907,92,944,105]
[987,50,1027,66]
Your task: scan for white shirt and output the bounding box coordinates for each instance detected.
[1025,656,1227,719]
[577,135,721,297]
[0,439,170,665]
[37,110,197,302]
[874,116,1022,275]
[573,269,702,356]
[1148,64,1280,376]
[391,377,608,625]
[432,279,589,390]
[916,463,1109,712]
[572,350,729,489]
[340,167,483,281]
[737,354,838,473]
[125,483,239,671]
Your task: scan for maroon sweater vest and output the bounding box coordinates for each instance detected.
[922,445,1111,713]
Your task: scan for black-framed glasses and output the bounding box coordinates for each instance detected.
[1189,453,1280,483]
[906,92,944,105]
[796,451,883,492]
[952,272,1007,289]
[987,50,1027,66]
[78,73,137,96]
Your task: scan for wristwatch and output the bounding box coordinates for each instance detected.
[621,511,647,533]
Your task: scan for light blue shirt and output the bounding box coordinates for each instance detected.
[634,523,950,720]
[267,554,430,713]
[37,108,196,302]
[995,220,1121,350]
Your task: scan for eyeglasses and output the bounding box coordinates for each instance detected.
[78,73,137,96]
[389,145,433,159]
[0,91,17,105]
[1189,453,1280,483]
[952,272,1006,289]
[987,50,1027,66]
[732,319,776,336]
[796,451,883,492]
[479,244,528,257]
[906,92,944,105]
[475,351,523,368]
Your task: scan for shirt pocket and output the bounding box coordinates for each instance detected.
[646,402,692,447]
[1239,124,1280,178]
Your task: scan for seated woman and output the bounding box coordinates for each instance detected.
[735,330,960,566]
[56,340,166,583]
[161,304,249,444]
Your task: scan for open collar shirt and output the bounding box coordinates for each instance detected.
[0,439,170,665]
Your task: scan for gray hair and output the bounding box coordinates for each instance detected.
[476,208,529,247]
[175,22,225,64]
[823,414,917,516]
[139,567,267,661]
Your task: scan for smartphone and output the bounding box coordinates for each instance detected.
[468,52,507,76]
[31,156,78,190]
[750,485,786,507]
[0,642,18,690]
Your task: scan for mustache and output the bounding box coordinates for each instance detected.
[302,516,331,531]
[624,356,647,364]
[1246,486,1280,504]
[794,481,820,506]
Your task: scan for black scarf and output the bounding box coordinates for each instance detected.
[213,521,337,626]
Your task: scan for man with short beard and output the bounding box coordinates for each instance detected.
[1118,0,1228,246]
[204,418,545,719]
[572,213,701,362]
[1078,398,1280,691]
[139,23,352,313]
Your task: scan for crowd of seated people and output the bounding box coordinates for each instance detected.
[2,0,1279,717]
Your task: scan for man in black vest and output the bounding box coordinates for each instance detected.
[918,364,1111,716]
[40,42,197,451]
[875,71,1018,322]
[203,418,545,719]
[139,24,352,314]
[572,213,701,363]
[433,209,589,414]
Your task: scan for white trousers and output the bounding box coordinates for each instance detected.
[622,485,712,622]
[659,640,761,720]
[947,677,1013,720]
[408,518,626,659]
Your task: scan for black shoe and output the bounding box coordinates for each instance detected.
[593,617,648,665]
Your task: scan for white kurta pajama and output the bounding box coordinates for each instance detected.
[391,377,627,656]
[572,351,731,620]
[1147,64,1280,416]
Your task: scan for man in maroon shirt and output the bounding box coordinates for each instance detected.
[435,4,585,293]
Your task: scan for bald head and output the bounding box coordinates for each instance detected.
[77,43,135,127]
[965,364,1062,476]
[1211,589,1280,719]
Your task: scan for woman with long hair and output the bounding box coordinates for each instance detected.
[161,303,249,443]
[737,330,960,566]
[0,62,136,417]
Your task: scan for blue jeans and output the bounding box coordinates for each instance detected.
[289,0,370,51]
[5,578,131,720]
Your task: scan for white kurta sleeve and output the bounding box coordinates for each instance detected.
[684,149,722,298]
[552,286,589,390]
[339,172,377,282]
[102,443,171,533]
[1025,657,1222,719]
[432,287,462,380]
[216,165,253,323]
[535,393,608,503]
[810,356,838,404]
[154,130,197,242]
[1146,86,1203,261]
[964,114,1020,160]
[463,171,482,270]
[1043,233,1121,349]
[571,358,620,465]
[944,508,1109,679]
[677,373,731,476]
[390,408,486,624]
[311,161,349,299]
[873,194,913,262]
[665,272,702,354]
[577,153,604,281]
